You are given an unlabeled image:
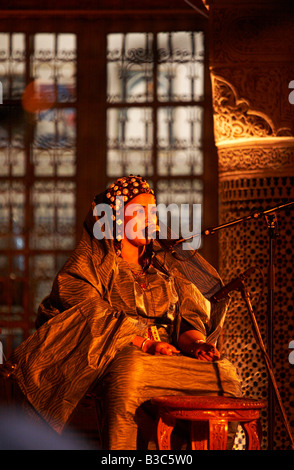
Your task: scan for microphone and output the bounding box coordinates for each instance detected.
[211,266,256,302]
[148,225,177,251]
[145,224,160,241]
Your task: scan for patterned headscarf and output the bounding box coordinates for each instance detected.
[95,175,155,242]
[105,174,154,203]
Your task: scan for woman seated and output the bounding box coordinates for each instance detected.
[9,175,242,450]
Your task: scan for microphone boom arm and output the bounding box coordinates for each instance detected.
[171,201,294,248]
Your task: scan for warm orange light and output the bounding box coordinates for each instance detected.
[21,80,56,113]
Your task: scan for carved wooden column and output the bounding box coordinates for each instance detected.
[208,2,294,450]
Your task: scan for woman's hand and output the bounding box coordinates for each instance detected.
[178,329,220,362]
[191,341,220,362]
[143,340,180,356]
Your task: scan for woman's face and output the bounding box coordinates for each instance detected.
[123,193,157,247]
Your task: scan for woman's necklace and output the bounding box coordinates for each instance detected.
[130,267,148,290]
[121,257,158,317]
[127,262,161,341]
[128,265,158,318]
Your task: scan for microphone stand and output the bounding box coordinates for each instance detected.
[162,200,294,449]
[265,212,279,450]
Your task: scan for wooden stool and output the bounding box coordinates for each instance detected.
[151,395,265,450]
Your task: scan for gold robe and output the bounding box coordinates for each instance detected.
[9,204,241,448]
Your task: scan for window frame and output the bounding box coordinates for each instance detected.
[0,13,218,357]
[101,16,219,265]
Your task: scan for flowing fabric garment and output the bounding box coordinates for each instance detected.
[9,202,242,449]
